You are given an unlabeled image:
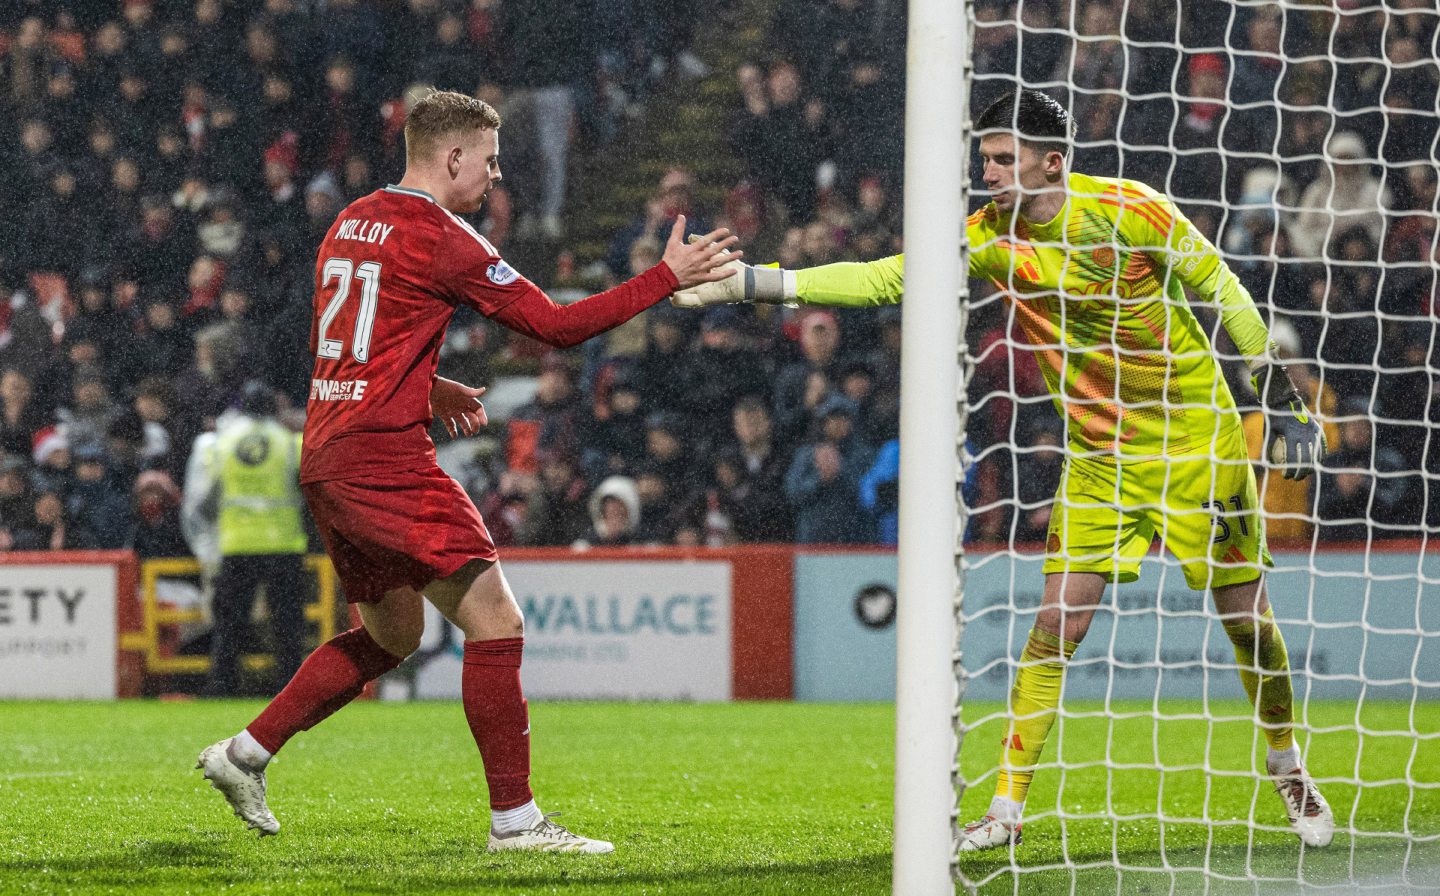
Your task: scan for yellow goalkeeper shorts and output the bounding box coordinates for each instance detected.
[1042,425,1271,591]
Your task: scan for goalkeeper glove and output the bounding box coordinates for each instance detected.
[670,237,795,307]
[1251,361,1326,481]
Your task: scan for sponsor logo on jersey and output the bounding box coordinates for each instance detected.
[486,261,519,285]
[310,378,369,401]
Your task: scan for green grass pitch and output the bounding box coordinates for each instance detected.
[2,700,1437,894]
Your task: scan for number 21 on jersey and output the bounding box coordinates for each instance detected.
[317,258,381,362]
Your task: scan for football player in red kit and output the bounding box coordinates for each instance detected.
[197,89,739,853]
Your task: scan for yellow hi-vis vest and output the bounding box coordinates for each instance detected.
[212,417,306,556]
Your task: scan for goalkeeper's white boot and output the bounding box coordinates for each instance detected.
[1272,767,1334,847]
[487,813,614,854]
[196,738,280,836]
[957,815,1023,852]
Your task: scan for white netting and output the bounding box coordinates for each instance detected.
[953,1,1440,891]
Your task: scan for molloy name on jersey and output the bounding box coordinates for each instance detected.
[310,378,369,401]
[335,218,395,245]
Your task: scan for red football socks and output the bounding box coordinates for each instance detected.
[246,626,404,754]
[462,637,534,810]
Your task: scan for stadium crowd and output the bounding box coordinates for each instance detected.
[0,0,1437,559]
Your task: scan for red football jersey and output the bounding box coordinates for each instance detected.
[300,185,536,483]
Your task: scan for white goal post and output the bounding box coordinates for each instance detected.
[893,0,966,891]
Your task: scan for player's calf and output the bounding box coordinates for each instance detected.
[196,736,280,836]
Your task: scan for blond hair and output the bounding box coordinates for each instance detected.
[404,89,502,164]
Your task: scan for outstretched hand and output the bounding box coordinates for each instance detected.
[430,376,488,439]
[662,216,742,290]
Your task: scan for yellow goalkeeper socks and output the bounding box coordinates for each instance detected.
[1223,607,1295,752]
[995,627,1077,806]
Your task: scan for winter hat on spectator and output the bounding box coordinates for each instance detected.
[1239,168,1281,205]
[72,443,106,466]
[263,134,300,176]
[307,171,344,204]
[1327,132,1366,161]
[1188,53,1225,79]
[1270,317,1302,359]
[816,394,860,420]
[0,453,27,476]
[31,426,68,466]
[645,410,685,437]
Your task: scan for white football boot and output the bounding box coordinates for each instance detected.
[196,737,280,836]
[957,815,1023,852]
[1272,767,1334,847]
[487,813,614,854]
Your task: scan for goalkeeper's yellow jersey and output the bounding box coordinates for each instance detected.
[793,171,1274,461]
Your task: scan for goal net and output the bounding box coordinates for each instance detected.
[951,1,1440,891]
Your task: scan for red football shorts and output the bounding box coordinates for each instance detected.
[302,465,499,604]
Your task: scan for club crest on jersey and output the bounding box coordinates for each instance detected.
[1091,246,1116,268]
[486,261,519,285]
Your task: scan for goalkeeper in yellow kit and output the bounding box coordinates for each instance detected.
[677,89,1333,850]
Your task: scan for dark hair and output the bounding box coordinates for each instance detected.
[237,380,279,417]
[975,89,1072,157]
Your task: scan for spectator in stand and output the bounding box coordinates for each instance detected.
[1227,7,1285,159]
[516,449,590,547]
[640,410,697,501]
[173,325,243,453]
[681,307,771,446]
[830,47,903,189]
[130,469,190,559]
[1315,398,1418,542]
[784,395,873,544]
[510,356,583,463]
[58,368,120,456]
[29,426,72,496]
[606,167,711,279]
[0,368,46,460]
[710,435,792,543]
[1161,53,1228,211]
[630,305,695,417]
[4,17,56,111]
[12,488,87,551]
[858,437,899,544]
[66,445,132,549]
[581,368,648,484]
[478,470,536,549]
[0,451,29,524]
[578,475,641,548]
[732,60,825,221]
[411,10,488,96]
[1287,132,1390,261]
[498,0,585,239]
[774,309,841,446]
[134,300,193,382]
[632,463,681,544]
